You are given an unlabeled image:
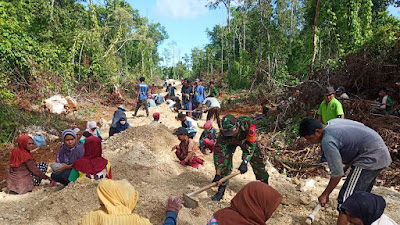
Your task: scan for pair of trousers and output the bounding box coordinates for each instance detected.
[207,107,222,128]
[176,149,204,169]
[51,169,72,186]
[134,99,149,116]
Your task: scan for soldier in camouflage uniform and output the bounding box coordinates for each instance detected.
[211,114,269,201]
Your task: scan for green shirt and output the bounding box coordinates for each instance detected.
[318,97,344,124]
[207,86,219,98]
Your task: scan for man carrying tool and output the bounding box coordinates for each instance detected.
[299,118,392,225]
[211,114,269,201]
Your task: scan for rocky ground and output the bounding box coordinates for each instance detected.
[0,95,399,225]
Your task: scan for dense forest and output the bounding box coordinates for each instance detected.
[181,0,400,90]
[0,0,168,100]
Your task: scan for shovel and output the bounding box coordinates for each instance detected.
[183,171,241,208]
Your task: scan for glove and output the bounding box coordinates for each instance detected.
[212,174,222,183]
[180,160,187,166]
[166,196,183,214]
[238,160,248,174]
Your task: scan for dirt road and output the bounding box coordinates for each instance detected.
[0,101,399,225]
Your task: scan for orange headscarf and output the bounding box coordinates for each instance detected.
[213,181,282,225]
[9,135,35,167]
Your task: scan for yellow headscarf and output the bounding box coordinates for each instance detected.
[81,179,153,225]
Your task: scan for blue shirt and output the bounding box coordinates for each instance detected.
[163,211,177,225]
[194,85,205,103]
[138,83,148,100]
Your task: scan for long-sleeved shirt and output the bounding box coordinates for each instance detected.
[163,211,177,225]
[7,159,49,194]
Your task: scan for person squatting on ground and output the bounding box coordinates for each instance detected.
[81,179,184,225]
[7,135,51,194]
[207,181,282,225]
[52,129,85,186]
[372,87,393,114]
[85,121,102,140]
[134,76,149,117]
[340,192,398,225]
[73,128,84,144]
[253,101,269,121]
[176,112,198,138]
[211,115,269,201]
[196,96,222,128]
[69,136,112,182]
[336,86,349,99]
[171,127,205,169]
[199,120,217,154]
[109,113,130,137]
[299,118,392,225]
[150,112,164,124]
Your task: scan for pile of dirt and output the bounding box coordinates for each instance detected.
[1,123,400,225]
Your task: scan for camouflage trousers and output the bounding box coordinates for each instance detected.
[213,143,269,185]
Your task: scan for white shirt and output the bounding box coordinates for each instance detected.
[372,214,398,225]
[185,116,198,131]
[381,96,388,109]
[340,93,349,99]
[202,97,220,109]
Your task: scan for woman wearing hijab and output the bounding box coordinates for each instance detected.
[207,181,282,225]
[52,129,85,186]
[69,136,111,182]
[340,192,398,225]
[7,135,51,194]
[199,120,217,153]
[85,121,102,140]
[73,128,83,145]
[81,179,152,225]
[109,114,130,137]
[81,179,184,225]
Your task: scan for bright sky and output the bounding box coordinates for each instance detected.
[129,0,227,66]
[128,0,400,66]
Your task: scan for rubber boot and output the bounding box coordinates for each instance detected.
[211,185,226,201]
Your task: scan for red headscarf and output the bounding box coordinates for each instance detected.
[9,136,35,167]
[71,136,108,174]
[214,181,282,225]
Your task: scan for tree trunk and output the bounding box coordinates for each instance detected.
[310,0,321,75]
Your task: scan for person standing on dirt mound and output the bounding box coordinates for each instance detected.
[133,77,149,117]
[211,114,269,201]
[299,118,392,225]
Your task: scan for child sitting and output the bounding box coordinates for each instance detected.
[203,138,216,154]
[150,112,164,124]
[199,120,217,154]
[171,127,204,169]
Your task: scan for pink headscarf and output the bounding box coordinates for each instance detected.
[85,121,98,136]
[204,120,213,131]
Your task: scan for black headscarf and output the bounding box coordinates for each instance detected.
[341,192,386,225]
